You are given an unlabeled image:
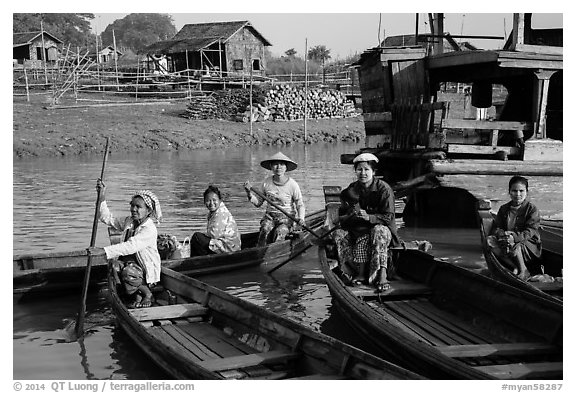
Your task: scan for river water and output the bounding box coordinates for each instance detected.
[12,142,563,380]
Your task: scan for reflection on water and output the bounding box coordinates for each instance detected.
[13,144,359,255]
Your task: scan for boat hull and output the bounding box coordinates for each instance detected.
[319,246,563,379]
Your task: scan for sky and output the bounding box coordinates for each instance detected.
[89,12,563,59]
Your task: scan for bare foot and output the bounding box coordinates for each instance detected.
[137,296,153,308]
[517,270,530,281]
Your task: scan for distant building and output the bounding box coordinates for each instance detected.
[142,20,272,77]
[13,31,63,67]
[97,45,123,63]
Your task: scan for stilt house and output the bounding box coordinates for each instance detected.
[142,21,271,77]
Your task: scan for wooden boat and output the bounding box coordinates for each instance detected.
[478,208,563,304]
[107,264,423,380]
[318,245,563,379]
[14,209,326,298]
[540,218,563,255]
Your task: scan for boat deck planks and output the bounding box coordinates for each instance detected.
[436,343,560,358]
[473,362,563,380]
[178,322,260,358]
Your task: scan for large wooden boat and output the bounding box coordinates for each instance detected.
[318,245,563,379]
[341,13,562,227]
[107,264,423,380]
[478,208,563,304]
[13,209,326,298]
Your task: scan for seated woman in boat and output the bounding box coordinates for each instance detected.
[89,180,162,308]
[189,185,241,257]
[243,152,306,247]
[487,175,542,281]
[332,153,401,292]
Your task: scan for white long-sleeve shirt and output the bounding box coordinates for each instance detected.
[249,176,305,221]
[99,201,161,284]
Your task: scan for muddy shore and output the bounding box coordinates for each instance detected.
[13,98,365,158]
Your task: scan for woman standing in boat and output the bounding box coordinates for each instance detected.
[90,180,162,308]
[488,175,542,281]
[332,153,401,292]
[189,185,241,256]
[244,152,306,247]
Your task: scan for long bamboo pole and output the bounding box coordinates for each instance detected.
[40,19,48,84]
[304,38,308,141]
[249,59,253,136]
[75,137,110,338]
[112,30,119,91]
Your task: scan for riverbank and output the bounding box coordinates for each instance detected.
[13,98,365,158]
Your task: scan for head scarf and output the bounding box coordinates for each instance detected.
[133,190,162,223]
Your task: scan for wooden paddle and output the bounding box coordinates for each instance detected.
[267,225,340,274]
[75,137,110,338]
[248,186,321,239]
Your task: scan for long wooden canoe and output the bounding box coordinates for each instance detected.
[14,209,326,298]
[107,264,424,380]
[478,208,563,304]
[318,245,563,380]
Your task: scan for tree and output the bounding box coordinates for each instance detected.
[101,13,176,52]
[13,13,95,47]
[307,45,331,83]
[284,48,297,57]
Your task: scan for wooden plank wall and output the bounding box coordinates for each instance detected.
[390,100,447,150]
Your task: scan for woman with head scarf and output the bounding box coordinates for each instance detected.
[243,152,306,247]
[89,179,162,308]
[332,153,401,292]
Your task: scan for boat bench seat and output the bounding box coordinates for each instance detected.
[129,303,208,322]
[436,342,560,358]
[197,350,299,372]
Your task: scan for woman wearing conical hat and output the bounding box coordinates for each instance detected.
[244,152,306,247]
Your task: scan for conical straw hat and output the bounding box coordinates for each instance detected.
[260,152,298,172]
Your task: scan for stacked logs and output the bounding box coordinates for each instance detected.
[262,85,356,121]
[181,85,357,122]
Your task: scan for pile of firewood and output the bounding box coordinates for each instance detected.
[181,85,356,122]
[262,85,356,121]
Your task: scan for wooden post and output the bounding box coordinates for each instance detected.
[185,50,191,99]
[112,30,120,91]
[24,67,30,102]
[250,59,253,137]
[40,19,48,84]
[304,38,308,141]
[135,55,140,101]
[218,40,223,77]
[533,70,555,139]
[95,31,101,91]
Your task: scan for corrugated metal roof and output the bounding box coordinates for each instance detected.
[143,20,271,54]
[13,31,63,47]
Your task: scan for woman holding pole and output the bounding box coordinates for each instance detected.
[244,152,306,247]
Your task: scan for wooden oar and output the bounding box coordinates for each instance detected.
[75,137,110,338]
[248,186,321,239]
[267,225,339,274]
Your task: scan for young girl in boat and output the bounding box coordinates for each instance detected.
[189,185,241,256]
[488,175,542,281]
[243,152,306,247]
[332,153,401,292]
[90,179,162,308]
